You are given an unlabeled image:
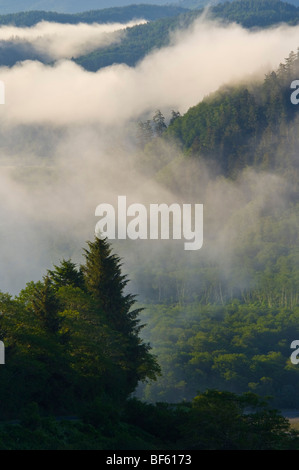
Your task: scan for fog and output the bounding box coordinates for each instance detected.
[2,18,299,126]
[0,14,298,294]
[0,19,147,60]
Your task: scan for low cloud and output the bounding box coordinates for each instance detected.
[0,19,146,60]
[0,15,298,293]
[1,17,299,128]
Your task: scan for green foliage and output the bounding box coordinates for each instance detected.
[0,0,298,449]
[0,234,297,448]
[0,5,188,27]
[179,390,299,450]
[152,110,167,137]
[212,0,299,28]
[164,50,299,175]
[82,237,161,395]
[124,391,299,450]
[0,391,296,450]
[138,301,299,407]
[31,276,61,334]
[1,1,299,70]
[0,237,160,419]
[48,259,85,290]
[82,237,136,333]
[0,6,191,68]
[75,0,299,71]
[75,14,197,71]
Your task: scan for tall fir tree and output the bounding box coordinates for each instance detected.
[82,237,140,334]
[48,259,85,290]
[31,276,61,335]
[81,237,160,392]
[153,109,167,137]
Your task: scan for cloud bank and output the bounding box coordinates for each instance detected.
[0,15,298,294]
[1,17,299,127]
[0,19,146,60]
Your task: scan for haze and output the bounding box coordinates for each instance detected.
[0,14,298,294]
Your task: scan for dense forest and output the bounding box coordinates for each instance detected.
[134,50,299,302]
[0,48,297,449]
[213,0,299,27]
[0,0,186,15]
[0,0,298,450]
[131,49,299,409]
[0,4,189,68]
[0,238,298,450]
[1,1,299,69]
[164,50,299,175]
[75,0,299,71]
[0,5,187,27]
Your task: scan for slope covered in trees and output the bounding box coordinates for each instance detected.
[0,5,188,27]
[212,0,299,27]
[0,0,186,15]
[0,237,160,420]
[129,50,299,407]
[75,14,196,71]
[75,0,299,71]
[0,4,190,68]
[0,238,298,449]
[0,0,298,450]
[145,49,299,176]
[0,1,298,70]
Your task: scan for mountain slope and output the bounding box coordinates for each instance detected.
[75,12,199,71]
[0,5,188,26]
[0,1,183,14]
[0,1,298,71]
[212,0,299,27]
[133,52,299,406]
[161,50,299,176]
[75,0,299,71]
[179,0,299,8]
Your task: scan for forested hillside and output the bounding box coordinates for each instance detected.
[0,0,298,451]
[0,4,189,68]
[0,0,184,15]
[76,0,299,71]
[164,50,299,175]
[1,238,297,449]
[0,5,188,26]
[0,1,298,70]
[75,14,195,71]
[180,0,299,10]
[213,0,299,27]
[132,50,299,408]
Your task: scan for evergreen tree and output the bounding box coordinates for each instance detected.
[169,110,181,126]
[137,120,153,147]
[31,276,60,335]
[153,109,167,137]
[48,259,85,290]
[82,237,160,392]
[82,237,137,333]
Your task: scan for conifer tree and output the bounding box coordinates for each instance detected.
[153,109,167,137]
[137,120,153,147]
[48,259,85,290]
[82,237,140,334]
[31,276,60,335]
[81,237,160,392]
